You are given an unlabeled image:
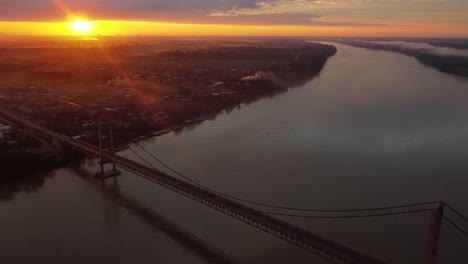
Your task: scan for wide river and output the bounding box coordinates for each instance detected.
[2,43,468,264]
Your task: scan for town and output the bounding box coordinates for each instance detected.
[0,38,336,177]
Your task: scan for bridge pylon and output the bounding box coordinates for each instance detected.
[95,113,121,179]
[51,138,63,150]
[426,203,444,264]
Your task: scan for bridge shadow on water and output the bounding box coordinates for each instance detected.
[0,151,84,201]
[0,169,56,201]
[68,162,237,264]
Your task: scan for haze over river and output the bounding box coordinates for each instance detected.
[2,43,468,264]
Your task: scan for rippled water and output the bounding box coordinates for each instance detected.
[1,43,468,264]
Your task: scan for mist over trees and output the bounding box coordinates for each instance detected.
[342,39,468,77]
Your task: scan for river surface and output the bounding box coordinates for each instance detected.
[1,43,468,264]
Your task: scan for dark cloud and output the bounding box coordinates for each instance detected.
[0,0,273,20]
[0,0,385,26]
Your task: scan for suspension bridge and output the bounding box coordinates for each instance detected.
[1,105,467,264]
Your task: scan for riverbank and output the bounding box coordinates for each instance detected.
[105,42,338,147]
[0,40,337,151]
[2,42,468,264]
[338,39,468,78]
[0,149,82,183]
[0,40,337,182]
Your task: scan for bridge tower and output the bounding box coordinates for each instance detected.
[426,203,444,264]
[95,113,121,179]
[51,137,62,150]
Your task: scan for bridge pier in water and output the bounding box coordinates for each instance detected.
[51,138,63,150]
[96,160,121,179]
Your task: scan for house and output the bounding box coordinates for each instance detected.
[0,125,12,133]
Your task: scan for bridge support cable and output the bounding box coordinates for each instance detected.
[113,159,386,264]
[129,146,449,220]
[440,203,468,224]
[133,143,468,221]
[3,106,467,263]
[129,145,468,253]
[91,146,384,263]
[263,209,433,219]
[441,216,468,240]
[129,147,157,169]
[31,138,382,264]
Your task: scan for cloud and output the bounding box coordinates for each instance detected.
[198,13,321,26]
[0,0,388,27]
[362,40,468,58]
[0,0,282,21]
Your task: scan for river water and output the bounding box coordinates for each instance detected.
[1,43,468,264]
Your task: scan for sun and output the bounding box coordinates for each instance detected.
[70,19,94,35]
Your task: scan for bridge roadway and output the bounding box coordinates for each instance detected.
[0,106,385,264]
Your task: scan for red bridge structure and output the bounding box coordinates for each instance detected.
[1,105,389,264]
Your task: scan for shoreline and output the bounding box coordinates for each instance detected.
[0,149,83,183]
[0,42,338,181]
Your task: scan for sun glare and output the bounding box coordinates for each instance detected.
[70,19,93,35]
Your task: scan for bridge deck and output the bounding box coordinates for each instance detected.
[0,106,385,264]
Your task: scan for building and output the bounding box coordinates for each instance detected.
[0,124,12,134]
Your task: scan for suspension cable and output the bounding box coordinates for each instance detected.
[129,147,157,169]
[263,209,433,219]
[443,203,468,224]
[133,144,443,213]
[128,145,468,243]
[443,216,468,240]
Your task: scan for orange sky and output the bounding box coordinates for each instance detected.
[0,0,467,37]
[1,20,466,38]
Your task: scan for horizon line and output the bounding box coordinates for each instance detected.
[1,34,468,39]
